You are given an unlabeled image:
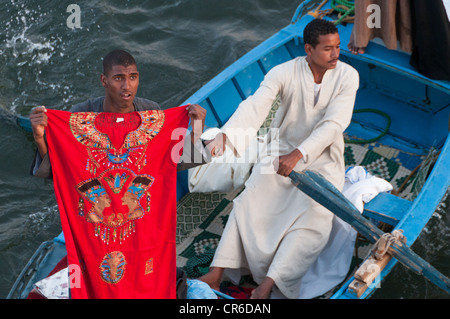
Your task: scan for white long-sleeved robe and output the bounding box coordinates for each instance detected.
[210,56,359,298]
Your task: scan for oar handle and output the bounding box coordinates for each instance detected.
[289,170,383,242]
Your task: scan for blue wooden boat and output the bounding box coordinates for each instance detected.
[9,0,450,299]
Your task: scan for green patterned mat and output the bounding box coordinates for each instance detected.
[176,187,241,275]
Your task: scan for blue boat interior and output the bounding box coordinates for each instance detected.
[173,7,450,297]
[178,9,450,204]
[185,18,449,154]
[172,3,449,298]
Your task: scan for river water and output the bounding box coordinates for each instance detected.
[0,0,448,299]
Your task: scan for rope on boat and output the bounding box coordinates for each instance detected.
[345,108,392,144]
[331,0,355,25]
[309,0,355,24]
[372,229,405,260]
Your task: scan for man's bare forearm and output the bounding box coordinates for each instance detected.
[34,135,48,158]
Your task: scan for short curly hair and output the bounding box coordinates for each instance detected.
[303,19,338,48]
[103,50,137,75]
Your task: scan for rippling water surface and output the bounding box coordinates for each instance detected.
[0,0,448,299]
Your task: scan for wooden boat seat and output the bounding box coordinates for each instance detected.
[362,192,412,226]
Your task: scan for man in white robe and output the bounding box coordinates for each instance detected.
[200,19,359,299]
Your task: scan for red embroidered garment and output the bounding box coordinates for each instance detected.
[45,106,189,298]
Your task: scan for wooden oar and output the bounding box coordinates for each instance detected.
[289,170,450,295]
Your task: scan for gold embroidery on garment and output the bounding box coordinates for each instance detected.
[99,251,126,284]
[69,111,165,149]
[76,168,154,244]
[145,258,153,275]
[70,111,163,244]
[70,111,164,172]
